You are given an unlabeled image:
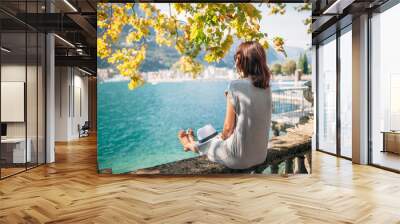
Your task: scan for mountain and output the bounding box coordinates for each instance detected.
[284,46,312,64]
[97,29,309,71]
[267,47,285,64]
[140,42,308,72]
[140,41,180,71]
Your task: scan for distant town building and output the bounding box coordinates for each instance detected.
[99,66,238,83]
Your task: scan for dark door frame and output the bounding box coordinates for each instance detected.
[314,19,353,161]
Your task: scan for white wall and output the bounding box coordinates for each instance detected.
[54,67,89,141]
[72,73,89,138]
[0,65,41,139]
[55,66,69,141]
[1,65,26,138]
[1,65,25,81]
[1,63,46,164]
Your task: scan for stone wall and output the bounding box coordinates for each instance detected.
[126,120,313,175]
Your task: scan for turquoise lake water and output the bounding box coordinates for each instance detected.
[98,80,301,173]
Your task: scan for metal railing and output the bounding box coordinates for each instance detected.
[272,86,313,126]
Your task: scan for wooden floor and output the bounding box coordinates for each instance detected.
[372,150,400,171]
[1,167,26,178]
[1,135,400,223]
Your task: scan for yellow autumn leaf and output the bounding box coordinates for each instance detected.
[97,3,302,90]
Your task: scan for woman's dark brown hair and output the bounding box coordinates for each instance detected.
[234,41,271,89]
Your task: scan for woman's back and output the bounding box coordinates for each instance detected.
[225,79,272,169]
[185,41,273,170]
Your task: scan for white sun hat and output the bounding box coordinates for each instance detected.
[197,124,219,146]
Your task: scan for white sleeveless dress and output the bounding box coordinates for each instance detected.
[197,79,272,169]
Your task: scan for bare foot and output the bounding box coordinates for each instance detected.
[187,128,195,142]
[190,144,199,153]
[186,129,199,153]
[178,130,190,152]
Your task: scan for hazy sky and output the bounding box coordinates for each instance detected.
[156,3,311,49]
[256,4,311,48]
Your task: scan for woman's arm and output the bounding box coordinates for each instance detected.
[221,96,236,140]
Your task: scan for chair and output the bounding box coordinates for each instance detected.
[78,121,90,138]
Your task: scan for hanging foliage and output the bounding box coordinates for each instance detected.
[97,3,310,89]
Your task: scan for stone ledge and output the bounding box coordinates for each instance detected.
[126,120,313,175]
